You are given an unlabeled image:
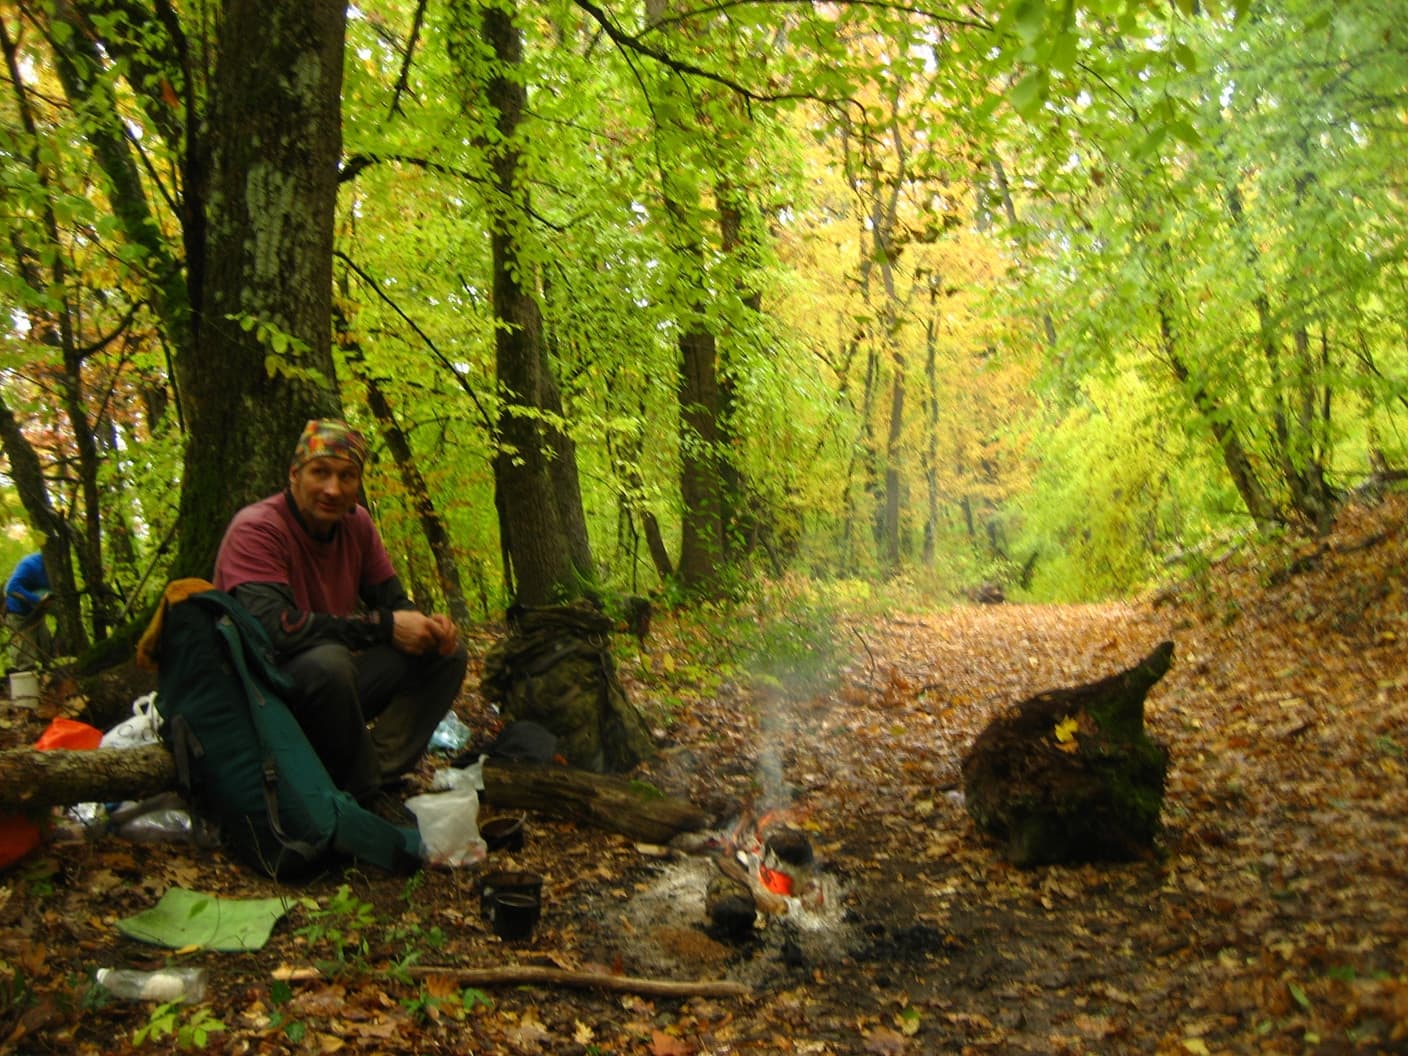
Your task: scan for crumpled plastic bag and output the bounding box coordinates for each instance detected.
[108,791,213,845]
[69,695,177,836]
[100,693,162,749]
[406,756,487,868]
[428,710,472,753]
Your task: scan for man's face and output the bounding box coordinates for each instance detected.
[288,457,362,533]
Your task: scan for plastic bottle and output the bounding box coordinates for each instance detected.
[94,967,208,1003]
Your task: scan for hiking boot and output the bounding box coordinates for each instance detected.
[365,790,417,829]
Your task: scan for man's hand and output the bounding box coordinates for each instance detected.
[428,613,460,656]
[390,610,460,656]
[390,610,442,655]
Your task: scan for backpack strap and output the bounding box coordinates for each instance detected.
[166,713,201,796]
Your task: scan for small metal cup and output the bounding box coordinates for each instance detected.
[488,890,540,940]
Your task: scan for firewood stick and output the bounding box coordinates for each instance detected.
[413,965,750,998]
[274,964,750,998]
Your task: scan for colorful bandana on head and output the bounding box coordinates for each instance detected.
[290,419,369,471]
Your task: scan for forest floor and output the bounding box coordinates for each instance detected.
[2,495,1408,1055]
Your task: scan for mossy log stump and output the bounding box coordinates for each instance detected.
[960,641,1174,868]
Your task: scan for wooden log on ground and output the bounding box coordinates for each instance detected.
[0,744,172,809]
[960,640,1174,868]
[409,964,749,998]
[481,759,713,843]
[0,744,714,844]
[274,964,750,998]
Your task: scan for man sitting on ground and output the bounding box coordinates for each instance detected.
[213,419,466,819]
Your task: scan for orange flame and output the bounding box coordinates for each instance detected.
[757,863,793,896]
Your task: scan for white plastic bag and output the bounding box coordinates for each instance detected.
[427,755,486,793]
[406,757,487,868]
[101,693,162,749]
[109,792,194,843]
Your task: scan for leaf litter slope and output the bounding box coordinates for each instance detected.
[7,497,1408,1054]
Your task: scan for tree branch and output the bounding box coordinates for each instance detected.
[333,251,496,434]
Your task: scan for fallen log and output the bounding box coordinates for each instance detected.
[0,744,714,844]
[481,759,713,844]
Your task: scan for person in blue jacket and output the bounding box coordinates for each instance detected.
[4,552,52,672]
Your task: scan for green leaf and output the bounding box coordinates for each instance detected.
[1012,0,1046,44]
[1049,31,1078,74]
[1288,981,1311,1010]
[1129,125,1168,160]
[1009,70,1048,117]
[1167,119,1202,148]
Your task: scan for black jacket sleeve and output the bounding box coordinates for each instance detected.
[230,578,410,659]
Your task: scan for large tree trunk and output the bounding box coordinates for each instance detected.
[715,179,769,568]
[0,746,711,846]
[171,0,348,579]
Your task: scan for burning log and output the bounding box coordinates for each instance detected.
[705,865,760,938]
[716,851,789,916]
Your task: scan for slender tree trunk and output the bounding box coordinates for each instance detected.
[48,0,191,354]
[340,324,472,627]
[457,0,591,605]
[0,17,104,648]
[0,393,87,656]
[610,414,675,585]
[1224,180,1335,532]
[839,93,910,574]
[921,279,942,565]
[1158,301,1278,527]
[989,153,1057,348]
[883,348,905,569]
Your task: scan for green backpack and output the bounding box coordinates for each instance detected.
[154,589,421,880]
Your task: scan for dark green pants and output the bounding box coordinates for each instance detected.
[280,640,468,801]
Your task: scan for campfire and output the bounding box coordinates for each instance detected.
[705,808,824,936]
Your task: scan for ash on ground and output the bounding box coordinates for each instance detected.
[605,853,858,989]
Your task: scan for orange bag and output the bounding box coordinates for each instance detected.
[0,717,104,869]
[33,717,102,751]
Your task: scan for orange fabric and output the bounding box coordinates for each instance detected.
[0,816,41,870]
[33,716,102,751]
[136,578,216,671]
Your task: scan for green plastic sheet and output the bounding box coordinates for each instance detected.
[116,887,294,952]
